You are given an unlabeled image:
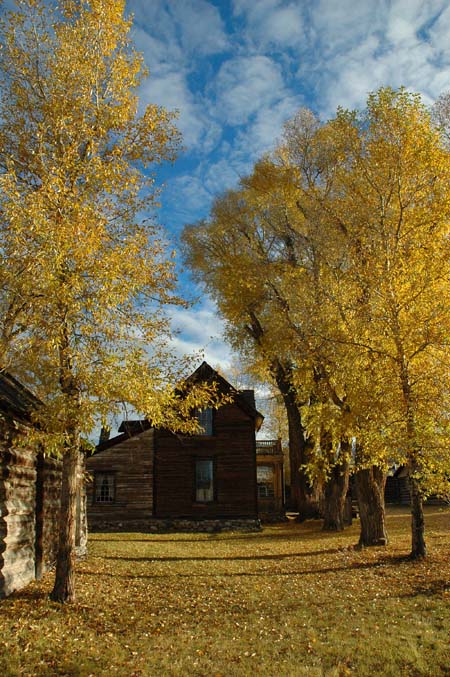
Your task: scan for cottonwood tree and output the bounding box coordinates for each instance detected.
[277,110,390,543]
[182,185,320,519]
[0,0,217,603]
[314,89,450,557]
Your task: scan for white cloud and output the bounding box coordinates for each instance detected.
[169,301,233,372]
[131,0,228,60]
[172,0,229,56]
[140,71,221,152]
[304,0,450,115]
[428,4,450,61]
[309,0,381,56]
[234,94,304,159]
[202,157,245,195]
[213,55,285,125]
[130,1,228,154]
[232,0,305,48]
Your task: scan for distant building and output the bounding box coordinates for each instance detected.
[256,439,285,519]
[86,362,265,532]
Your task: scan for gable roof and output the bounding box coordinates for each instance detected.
[184,361,264,430]
[0,371,40,424]
[95,361,264,453]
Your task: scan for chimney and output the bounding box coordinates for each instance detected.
[99,427,110,445]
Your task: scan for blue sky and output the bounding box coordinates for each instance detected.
[126,0,450,374]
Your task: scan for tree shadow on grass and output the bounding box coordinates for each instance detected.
[394,579,449,597]
[1,586,49,604]
[79,559,379,580]
[90,525,349,545]
[100,546,348,563]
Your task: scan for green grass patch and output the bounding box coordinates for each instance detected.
[1,506,449,676]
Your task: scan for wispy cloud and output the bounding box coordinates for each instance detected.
[169,302,233,372]
[131,0,229,61]
[232,0,305,49]
[126,0,450,373]
[213,55,286,126]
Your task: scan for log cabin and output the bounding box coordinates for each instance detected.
[86,362,265,532]
[0,371,87,598]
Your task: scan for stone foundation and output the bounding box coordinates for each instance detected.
[89,517,261,534]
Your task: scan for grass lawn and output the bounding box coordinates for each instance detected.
[0,506,449,677]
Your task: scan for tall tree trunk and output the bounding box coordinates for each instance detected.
[408,459,427,559]
[322,460,350,531]
[50,437,80,603]
[50,438,79,603]
[274,362,318,519]
[355,466,388,547]
[245,313,319,519]
[50,321,81,603]
[393,316,427,557]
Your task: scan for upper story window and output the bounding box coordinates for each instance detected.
[94,472,115,503]
[195,407,213,436]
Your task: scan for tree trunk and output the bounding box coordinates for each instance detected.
[393,321,427,557]
[50,317,82,603]
[244,313,319,519]
[355,466,388,547]
[274,363,319,519]
[322,460,350,531]
[50,440,80,603]
[408,460,427,558]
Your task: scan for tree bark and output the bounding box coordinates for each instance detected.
[50,439,80,603]
[322,460,350,531]
[408,460,427,558]
[273,362,319,519]
[355,466,388,547]
[50,322,81,603]
[244,312,319,519]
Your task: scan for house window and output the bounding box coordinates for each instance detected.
[195,407,213,436]
[94,473,115,503]
[257,465,275,498]
[195,459,214,502]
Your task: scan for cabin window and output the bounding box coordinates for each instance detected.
[195,458,214,502]
[94,473,115,503]
[257,465,275,498]
[195,407,213,436]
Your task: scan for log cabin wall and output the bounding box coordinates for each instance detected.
[86,428,155,528]
[0,424,37,597]
[0,422,86,597]
[154,402,258,520]
[0,372,87,597]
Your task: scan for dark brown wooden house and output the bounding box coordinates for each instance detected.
[0,372,87,598]
[86,362,264,532]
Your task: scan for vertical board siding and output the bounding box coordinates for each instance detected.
[154,403,258,519]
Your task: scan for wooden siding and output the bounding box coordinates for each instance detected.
[256,439,284,516]
[86,428,155,525]
[154,402,258,519]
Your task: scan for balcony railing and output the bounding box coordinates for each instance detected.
[256,439,283,455]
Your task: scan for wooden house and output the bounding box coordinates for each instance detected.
[256,439,285,519]
[0,372,87,598]
[86,362,264,532]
